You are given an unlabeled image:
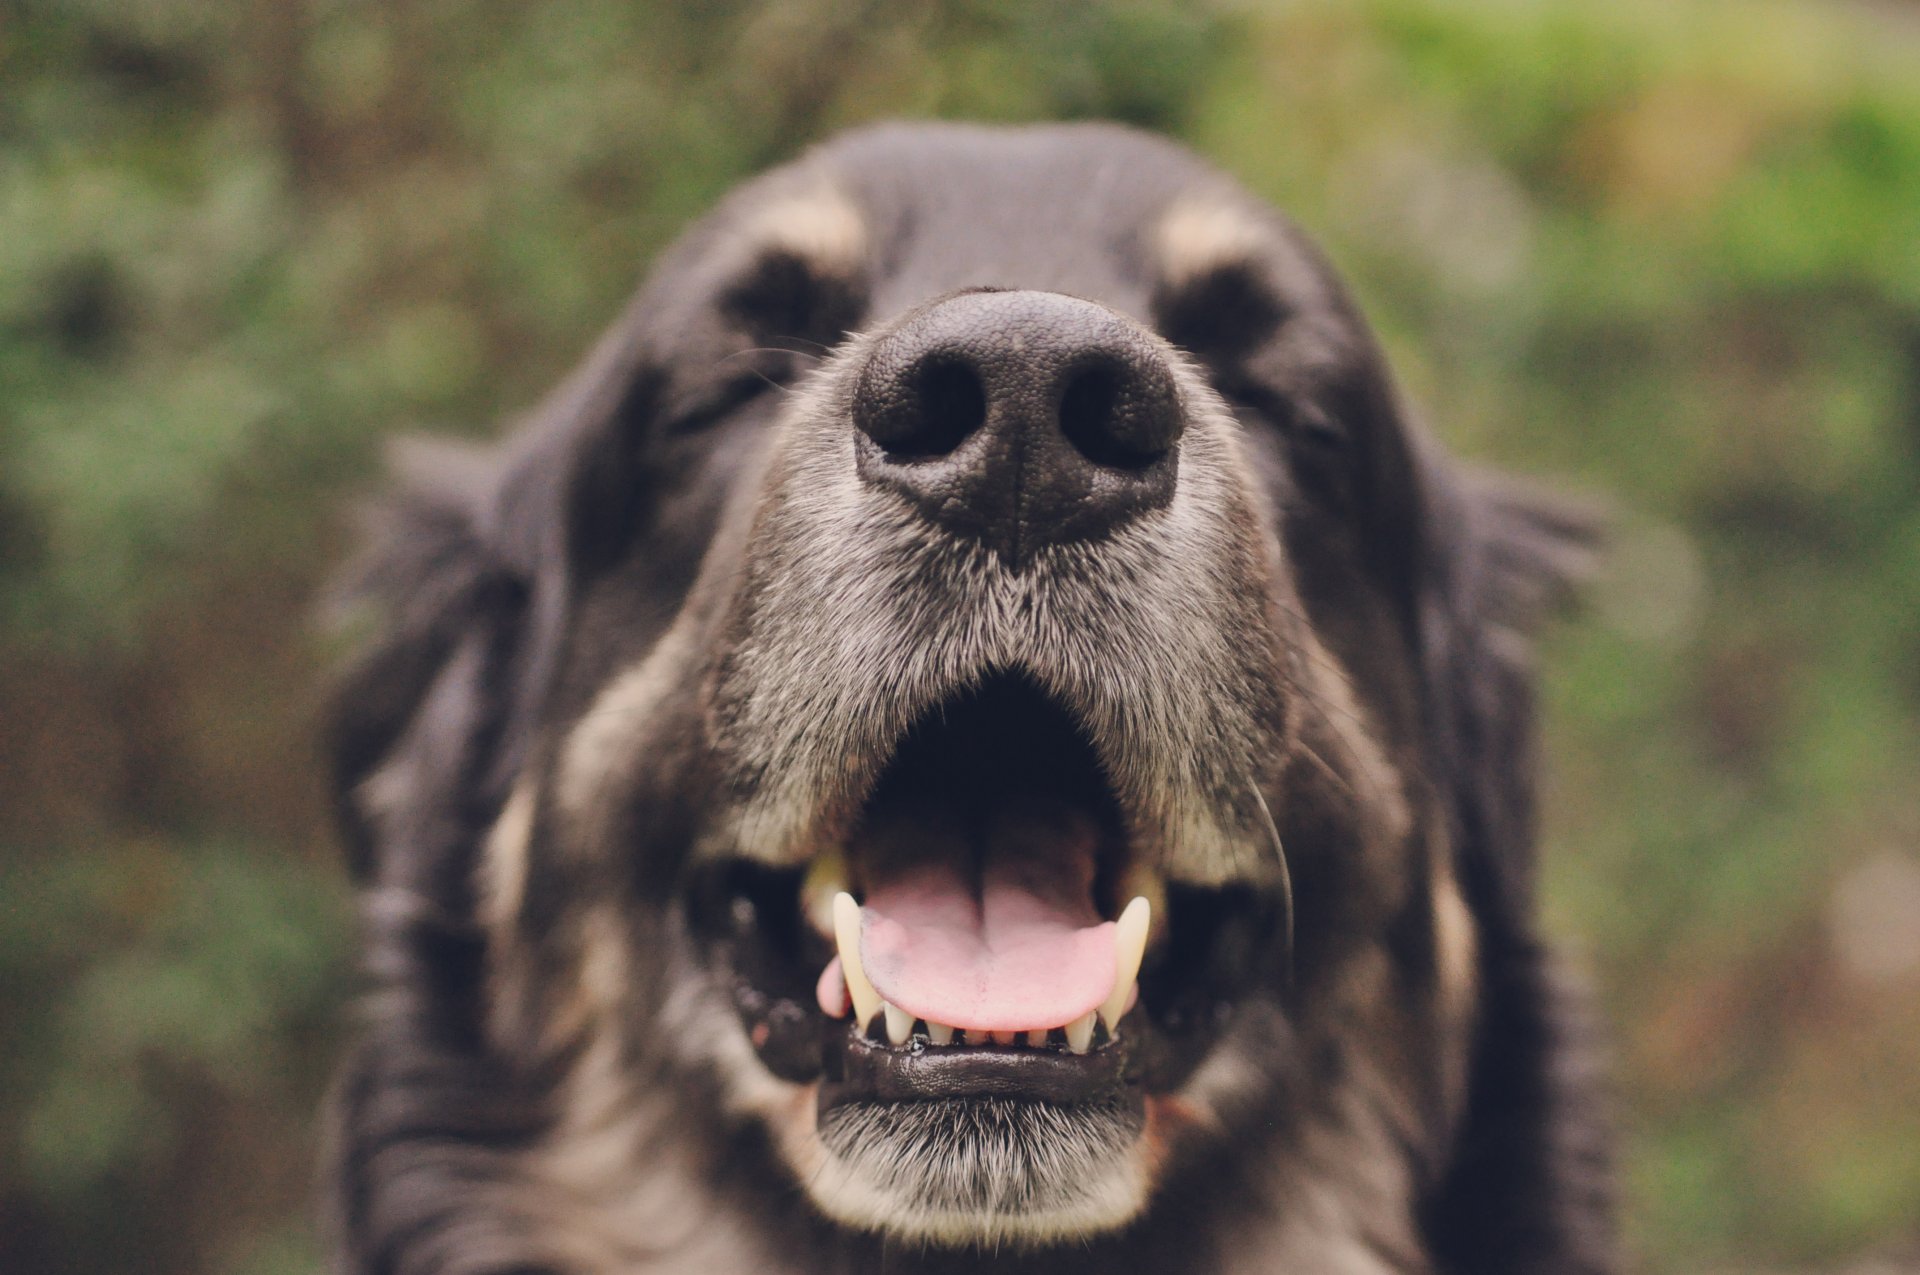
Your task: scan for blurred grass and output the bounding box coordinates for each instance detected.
[2,1,1917,1271]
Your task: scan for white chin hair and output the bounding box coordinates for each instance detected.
[805,1098,1152,1247]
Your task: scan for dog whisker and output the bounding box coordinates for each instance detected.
[1249,780,1295,987]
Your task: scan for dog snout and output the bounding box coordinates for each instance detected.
[851,289,1182,567]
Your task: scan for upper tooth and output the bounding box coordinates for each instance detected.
[1099,895,1151,1033]
[883,1002,915,1046]
[832,892,883,1029]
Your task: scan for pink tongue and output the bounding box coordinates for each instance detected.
[855,803,1117,1032]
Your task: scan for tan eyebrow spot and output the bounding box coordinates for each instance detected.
[1154,195,1271,290]
[737,183,868,277]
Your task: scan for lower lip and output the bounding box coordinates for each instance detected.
[817,1022,1141,1114]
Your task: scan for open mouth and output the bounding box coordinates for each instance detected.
[687,673,1288,1115]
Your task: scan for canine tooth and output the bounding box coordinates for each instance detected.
[1027,1028,1050,1048]
[883,1002,914,1046]
[927,1021,955,1046]
[1099,895,1152,1033]
[1065,1011,1096,1054]
[832,893,882,1029]
[991,1029,1017,1046]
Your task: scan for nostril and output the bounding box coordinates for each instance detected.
[1059,357,1180,471]
[903,358,987,458]
[855,352,987,460]
[1059,364,1127,468]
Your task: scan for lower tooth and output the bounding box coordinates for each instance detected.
[883,1003,914,1046]
[927,1022,955,1046]
[991,1029,1017,1046]
[1065,1011,1096,1054]
[1026,1028,1049,1047]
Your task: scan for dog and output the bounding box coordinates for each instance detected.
[323,121,1616,1274]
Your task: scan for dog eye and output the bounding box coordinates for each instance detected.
[666,372,787,436]
[1224,384,1348,454]
[1289,400,1349,456]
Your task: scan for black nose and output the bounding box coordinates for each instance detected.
[851,289,1183,568]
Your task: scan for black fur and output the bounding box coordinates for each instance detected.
[324,122,1614,1274]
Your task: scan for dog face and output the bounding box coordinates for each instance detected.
[329,122,1611,1272]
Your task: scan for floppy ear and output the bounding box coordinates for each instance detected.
[1415,456,1618,1273]
[323,437,531,892]
[1420,462,1600,892]
[323,299,661,898]
[317,312,667,1272]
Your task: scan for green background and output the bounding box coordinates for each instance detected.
[3,1,1917,1271]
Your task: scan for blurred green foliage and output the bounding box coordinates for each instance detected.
[2,1,1917,1271]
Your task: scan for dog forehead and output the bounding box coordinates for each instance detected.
[700,121,1301,328]
[831,123,1198,312]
